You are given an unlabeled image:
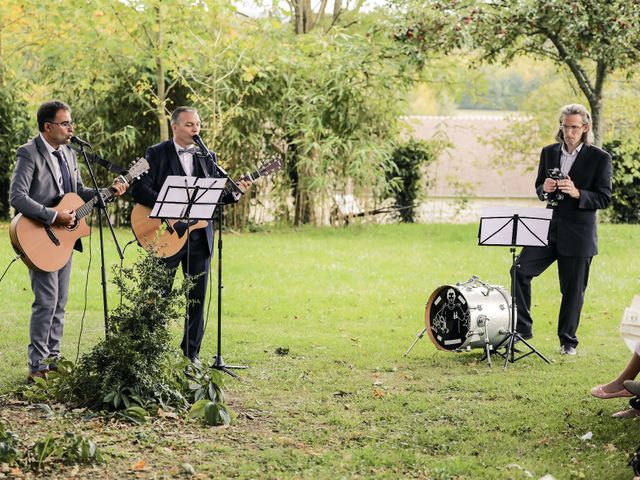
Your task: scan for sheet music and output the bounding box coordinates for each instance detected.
[479,206,552,247]
[150,175,227,220]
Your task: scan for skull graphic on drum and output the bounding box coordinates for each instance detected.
[428,286,471,350]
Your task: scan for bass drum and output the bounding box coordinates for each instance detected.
[425,278,511,351]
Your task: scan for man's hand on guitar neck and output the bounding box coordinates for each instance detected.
[237,178,252,194]
[111,177,128,197]
[53,209,76,227]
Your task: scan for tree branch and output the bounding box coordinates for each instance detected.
[546,32,595,101]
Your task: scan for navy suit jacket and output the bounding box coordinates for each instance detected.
[131,139,236,256]
[535,143,612,257]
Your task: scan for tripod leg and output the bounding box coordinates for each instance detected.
[518,335,551,364]
[404,328,427,357]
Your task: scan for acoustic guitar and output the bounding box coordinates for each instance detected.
[10,158,150,272]
[131,157,283,258]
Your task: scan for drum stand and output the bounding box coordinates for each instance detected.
[404,328,426,357]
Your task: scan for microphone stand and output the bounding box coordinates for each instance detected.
[74,142,124,336]
[193,135,246,379]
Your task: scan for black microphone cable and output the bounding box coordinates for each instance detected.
[0,254,22,285]
[75,210,94,365]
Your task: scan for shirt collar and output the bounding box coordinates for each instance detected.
[39,133,62,156]
[561,142,583,157]
[173,139,195,154]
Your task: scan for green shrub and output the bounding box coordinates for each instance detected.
[603,139,640,223]
[385,139,439,223]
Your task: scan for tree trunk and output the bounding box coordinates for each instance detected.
[155,3,169,141]
[589,98,603,148]
[587,64,606,147]
[293,0,315,34]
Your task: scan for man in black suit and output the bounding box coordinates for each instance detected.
[131,106,249,363]
[512,103,612,355]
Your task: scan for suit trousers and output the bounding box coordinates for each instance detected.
[28,258,72,372]
[512,243,592,348]
[163,229,211,360]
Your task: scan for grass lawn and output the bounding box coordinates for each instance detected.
[1,221,639,479]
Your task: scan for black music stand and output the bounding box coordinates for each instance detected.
[478,207,552,368]
[150,175,226,364]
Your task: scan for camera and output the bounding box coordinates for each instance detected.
[544,167,566,206]
[548,167,566,181]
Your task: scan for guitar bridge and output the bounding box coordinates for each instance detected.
[44,226,61,246]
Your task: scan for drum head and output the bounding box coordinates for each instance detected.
[425,286,471,351]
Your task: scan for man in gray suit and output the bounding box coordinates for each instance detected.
[10,100,127,380]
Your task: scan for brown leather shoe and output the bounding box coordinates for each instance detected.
[27,370,48,382]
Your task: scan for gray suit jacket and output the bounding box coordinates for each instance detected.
[10,135,94,226]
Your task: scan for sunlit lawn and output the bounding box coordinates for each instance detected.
[1,221,639,479]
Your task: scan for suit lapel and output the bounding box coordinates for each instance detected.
[34,136,60,190]
[165,141,184,176]
[552,143,562,170]
[568,144,589,178]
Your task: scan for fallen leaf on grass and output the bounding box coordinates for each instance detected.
[157,408,179,419]
[538,436,551,445]
[603,443,617,452]
[131,460,147,471]
[505,463,533,478]
[181,463,195,475]
[9,467,23,476]
[373,389,385,398]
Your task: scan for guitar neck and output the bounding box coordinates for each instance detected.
[75,187,115,220]
[220,167,266,196]
[74,171,131,220]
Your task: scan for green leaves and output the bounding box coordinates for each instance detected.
[29,432,102,470]
[0,420,20,465]
[0,420,102,471]
[189,399,232,426]
[117,406,150,425]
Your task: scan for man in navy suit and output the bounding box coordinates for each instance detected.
[131,106,249,363]
[512,103,612,355]
[10,100,127,380]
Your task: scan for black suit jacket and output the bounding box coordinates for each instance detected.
[131,140,235,256]
[535,143,612,257]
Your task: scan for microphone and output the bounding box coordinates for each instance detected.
[70,136,91,148]
[192,134,238,191]
[192,134,209,157]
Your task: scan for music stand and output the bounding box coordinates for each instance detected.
[478,206,553,368]
[150,175,226,364]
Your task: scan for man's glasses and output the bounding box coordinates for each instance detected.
[561,124,585,132]
[47,121,74,128]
